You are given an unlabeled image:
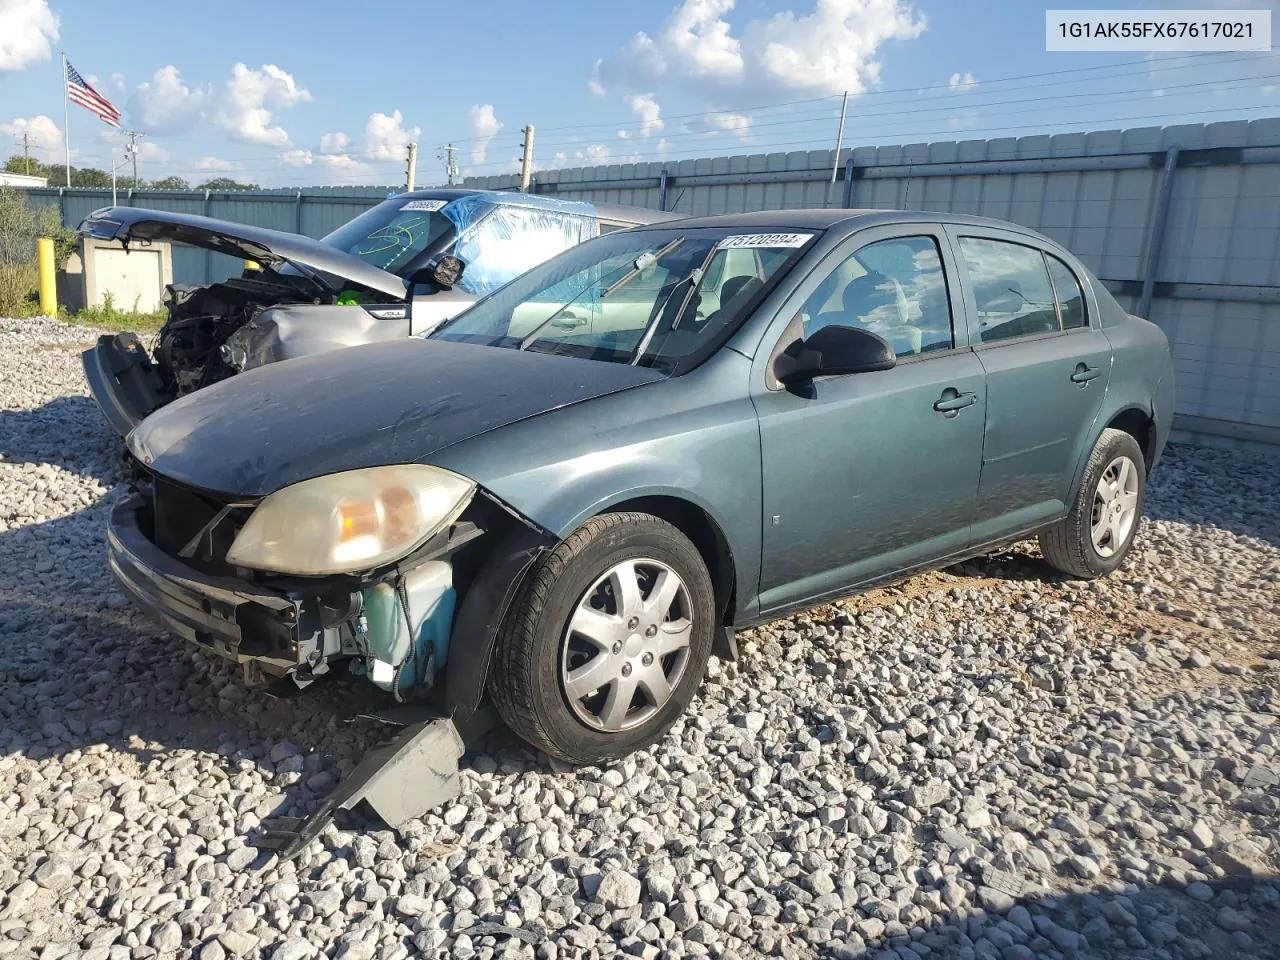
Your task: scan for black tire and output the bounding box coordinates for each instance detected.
[488,512,715,765]
[1039,428,1146,579]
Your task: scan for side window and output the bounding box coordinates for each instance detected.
[799,236,953,358]
[1046,254,1087,329]
[958,237,1061,344]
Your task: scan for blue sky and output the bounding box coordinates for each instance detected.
[1,0,1276,187]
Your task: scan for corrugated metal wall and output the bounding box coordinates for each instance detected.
[22,119,1280,447]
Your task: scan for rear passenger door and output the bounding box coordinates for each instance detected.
[946,227,1114,541]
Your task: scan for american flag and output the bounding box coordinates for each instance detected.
[66,60,121,128]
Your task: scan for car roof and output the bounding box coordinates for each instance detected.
[393,188,679,225]
[629,207,1055,241]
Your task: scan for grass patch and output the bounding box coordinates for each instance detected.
[68,292,168,333]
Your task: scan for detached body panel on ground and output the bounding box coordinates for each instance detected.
[98,208,1173,849]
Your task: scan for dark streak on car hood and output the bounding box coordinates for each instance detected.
[78,206,409,300]
[127,338,665,497]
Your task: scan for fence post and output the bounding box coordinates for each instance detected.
[1139,146,1180,320]
[658,170,669,211]
[58,187,66,228]
[295,190,304,234]
[841,158,857,209]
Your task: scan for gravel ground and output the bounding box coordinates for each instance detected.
[1,314,1278,960]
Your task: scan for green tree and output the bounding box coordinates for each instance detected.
[196,176,258,191]
[149,175,189,190]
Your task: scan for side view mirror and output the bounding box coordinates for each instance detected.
[408,254,465,291]
[773,324,896,385]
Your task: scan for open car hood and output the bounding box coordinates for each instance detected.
[78,206,409,300]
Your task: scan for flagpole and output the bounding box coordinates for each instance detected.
[62,52,70,187]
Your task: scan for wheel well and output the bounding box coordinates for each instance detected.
[604,496,736,626]
[1106,408,1156,471]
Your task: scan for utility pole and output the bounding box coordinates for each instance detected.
[440,143,458,185]
[405,141,418,191]
[828,90,849,207]
[519,125,535,192]
[19,132,35,174]
[124,130,142,186]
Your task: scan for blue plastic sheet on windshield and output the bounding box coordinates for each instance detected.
[442,193,598,295]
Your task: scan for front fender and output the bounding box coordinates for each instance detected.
[235,304,410,371]
[483,444,762,626]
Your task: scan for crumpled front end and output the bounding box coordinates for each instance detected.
[106,467,550,703]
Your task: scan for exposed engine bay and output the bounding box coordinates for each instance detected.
[153,274,327,396]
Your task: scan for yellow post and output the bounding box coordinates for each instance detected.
[37,237,57,316]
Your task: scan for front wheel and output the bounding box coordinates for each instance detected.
[488,512,715,765]
[1039,427,1146,578]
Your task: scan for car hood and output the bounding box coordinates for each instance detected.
[127,337,666,497]
[78,206,408,300]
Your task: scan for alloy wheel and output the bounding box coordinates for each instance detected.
[1090,455,1140,558]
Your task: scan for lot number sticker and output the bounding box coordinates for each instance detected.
[719,233,812,249]
[401,199,448,212]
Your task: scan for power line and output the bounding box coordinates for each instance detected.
[460,100,1279,174]
[434,50,1259,147]
[472,74,1278,169]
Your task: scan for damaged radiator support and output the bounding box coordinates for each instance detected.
[256,710,468,862]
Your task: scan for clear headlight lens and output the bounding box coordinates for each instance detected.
[226,465,475,575]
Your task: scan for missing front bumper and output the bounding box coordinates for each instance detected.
[108,493,302,671]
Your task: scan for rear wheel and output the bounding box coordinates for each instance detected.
[1039,428,1146,578]
[488,512,715,764]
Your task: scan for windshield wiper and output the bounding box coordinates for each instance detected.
[629,241,721,364]
[518,237,685,350]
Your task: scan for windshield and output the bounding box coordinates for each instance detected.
[321,197,454,275]
[430,227,814,373]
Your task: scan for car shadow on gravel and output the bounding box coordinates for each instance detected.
[839,873,1280,960]
[0,396,125,486]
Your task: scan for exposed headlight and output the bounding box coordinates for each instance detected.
[226,465,475,575]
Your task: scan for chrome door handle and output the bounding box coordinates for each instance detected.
[1071,363,1100,384]
[933,389,978,414]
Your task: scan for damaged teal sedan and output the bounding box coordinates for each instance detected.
[104,208,1174,854]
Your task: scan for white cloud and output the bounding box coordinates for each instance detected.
[664,0,743,82]
[629,93,664,137]
[949,71,977,91]
[110,72,125,92]
[213,63,311,146]
[363,110,419,161]
[0,0,58,71]
[593,0,926,100]
[320,130,349,153]
[552,150,569,166]
[131,65,207,132]
[281,149,313,167]
[318,153,375,180]
[0,114,62,162]
[194,156,233,172]
[130,63,310,146]
[468,104,503,163]
[686,110,752,137]
[586,143,612,160]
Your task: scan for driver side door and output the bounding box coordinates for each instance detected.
[751,225,986,613]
